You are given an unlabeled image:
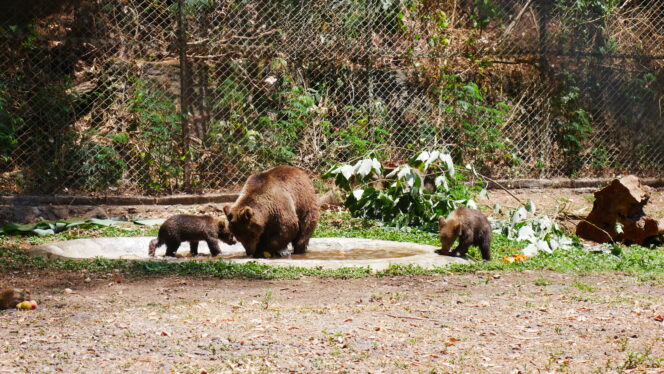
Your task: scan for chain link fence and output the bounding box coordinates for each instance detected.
[1,0,662,195]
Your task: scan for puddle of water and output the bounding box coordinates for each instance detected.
[185,246,429,260]
[291,246,427,260]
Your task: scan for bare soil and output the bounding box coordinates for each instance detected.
[481,187,664,218]
[1,187,663,373]
[1,270,662,373]
[479,188,664,234]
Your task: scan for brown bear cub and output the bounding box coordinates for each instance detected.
[148,214,236,257]
[0,288,31,309]
[436,207,492,260]
[224,165,319,258]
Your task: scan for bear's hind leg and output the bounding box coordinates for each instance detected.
[189,241,199,256]
[450,242,471,258]
[479,231,492,261]
[165,242,180,257]
[292,233,311,255]
[292,209,318,255]
[292,225,316,254]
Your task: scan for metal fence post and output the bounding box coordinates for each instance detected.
[538,0,550,77]
[365,0,374,139]
[178,0,192,191]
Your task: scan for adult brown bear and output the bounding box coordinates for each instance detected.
[224,165,319,258]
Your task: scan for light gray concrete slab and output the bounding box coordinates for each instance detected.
[29,237,467,270]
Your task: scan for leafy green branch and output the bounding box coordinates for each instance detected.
[324,150,483,232]
[0,218,164,237]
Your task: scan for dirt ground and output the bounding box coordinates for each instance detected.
[1,187,663,373]
[0,271,662,373]
[483,187,664,217]
[480,187,664,234]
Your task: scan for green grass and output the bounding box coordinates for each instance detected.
[0,210,663,279]
[533,278,554,286]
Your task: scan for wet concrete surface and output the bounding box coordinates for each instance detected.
[29,237,467,270]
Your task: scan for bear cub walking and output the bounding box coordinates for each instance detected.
[436,207,492,260]
[149,214,236,257]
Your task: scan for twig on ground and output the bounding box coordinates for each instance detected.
[384,313,443,324]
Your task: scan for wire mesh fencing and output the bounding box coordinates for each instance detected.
[0,0,662,195]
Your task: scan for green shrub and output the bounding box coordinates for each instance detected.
[128,77,183,191]
[324,150,483,232]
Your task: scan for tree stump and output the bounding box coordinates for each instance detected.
[576,175,664,245]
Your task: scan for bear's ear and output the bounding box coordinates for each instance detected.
[223,205,231,216]
[241,206,254,221]
[438,216,446,227]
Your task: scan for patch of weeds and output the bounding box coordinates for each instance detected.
[616,346,663,372]
[545,350,566,371]
[634,272,664,286]
[322,330,344,342]
[376,263,433,277]
[312,356,343,371]
[571,281,596,292]
[393,361,409,369]
[615,336,630,352]
[260,288,273,310]
[534,278,554,286]
[369,292,384,302]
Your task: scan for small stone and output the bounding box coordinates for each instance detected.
[84,277,91,283]
[492,274,501,279]
[64,288,73,294]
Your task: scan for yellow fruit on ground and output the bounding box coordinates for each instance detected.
[16,301,32,310]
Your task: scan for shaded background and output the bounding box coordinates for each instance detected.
[1,0,662,195]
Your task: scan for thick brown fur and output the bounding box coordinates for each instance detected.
[223,165,319,258]
[0,288,31,309]
[148,214,236,257]
[436,207,492,261]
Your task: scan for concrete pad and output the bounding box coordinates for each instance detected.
[29,237,467,270]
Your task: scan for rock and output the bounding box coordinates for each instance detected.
[83,207,109,219]
[198,204,224,215]
[576,175,664,245]
[318,190,344,209]
[48,206,70,220]
[13,206,42,223]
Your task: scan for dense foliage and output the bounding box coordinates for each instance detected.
[324,150,483,232]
